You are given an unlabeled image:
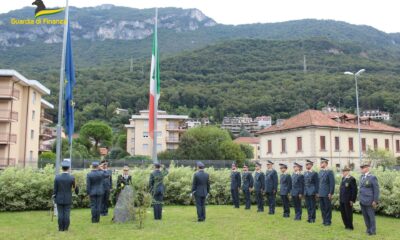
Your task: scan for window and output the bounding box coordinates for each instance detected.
[373,138,378,150]
[297,137,302,152]
[267,140,272,154]
[362,138,367,152]
[142,144,149,151]
[32,92,36,104]
[29,151,33,162]
[131,138,135,143]
[32,110,35,121]
[334,136,340,151]
[348,137,354,152]
[143,131,149,138]
[157,144,162,152]
[156,131,162,137]
[143,120,149,128]
[396,140,400,152]
[130,147,135,154]
[385,139,390,150]
[320,136,326,151]
[281,139,286,153]
[257,146,260,150]
[30,130,34,139]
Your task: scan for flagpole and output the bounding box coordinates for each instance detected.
[152,8,159,164]
[55,0,69,174]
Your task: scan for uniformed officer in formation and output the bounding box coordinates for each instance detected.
[303,159,319,223]
[241,164,254,210]
[254,162,265,212]
[192,161,210,222]
[149,163,169,220]
[339,166,357,230]
[53,161,79,231]
[265,160,278,214]
[291,162,304,220]
[318,158,335,226]
[359,162,380,236]
[279,163,292,218]
[230,163,241,208]
[86,161,106,223]
[100,160,112,216]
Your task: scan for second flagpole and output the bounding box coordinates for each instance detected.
[55,0,70,174]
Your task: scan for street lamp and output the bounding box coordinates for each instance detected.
[344,69,365,165]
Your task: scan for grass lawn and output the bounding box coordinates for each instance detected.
[0,206,399,240]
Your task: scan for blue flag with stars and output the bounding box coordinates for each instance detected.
[64,21,75,144]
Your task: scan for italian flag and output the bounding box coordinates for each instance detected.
[149,14,160,139]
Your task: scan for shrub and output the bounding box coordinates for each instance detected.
[0,166,399,217]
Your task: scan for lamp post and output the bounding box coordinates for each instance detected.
[344,69,365,165]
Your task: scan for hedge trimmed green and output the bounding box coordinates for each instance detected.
[0,164,399,217]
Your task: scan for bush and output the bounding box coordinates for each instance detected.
[0,166,400,217]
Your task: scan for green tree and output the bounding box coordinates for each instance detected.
[178,126,231,160]
[366,148,397,170]
[240,144,254,160]
[239,125,251,137]
[80,120,113,151]
[219,141,246,164]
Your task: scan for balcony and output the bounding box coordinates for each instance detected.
[40,127,53,139]
[166,125,187,132]
[166,137,180,143]
[41,112,53,124]
[0,157,16,168]
[0,133,17,144]
[0,87,20,100]
[0,109,18,122]
[39,144,52,152]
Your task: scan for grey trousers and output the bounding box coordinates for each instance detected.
[361,204,376,234]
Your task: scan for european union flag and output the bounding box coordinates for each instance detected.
[65,21,75,144]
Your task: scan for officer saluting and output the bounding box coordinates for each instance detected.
[230,163,241,208]
[254,162,265,212]
[359,162,380,236]
[53,161,79,231]
[304,159,319,223]
[265,160,278,215]
[86,161,106,223]
[279,163,292,218]
[291,162,304,220]
[339,166,357,230]
[317,158,335,226]
[191,162,210,222]
[241,164,254,210]
[149,163,169,220]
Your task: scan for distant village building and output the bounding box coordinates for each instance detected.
[125,110,189,157]
[115,108,129,116]
[186,118,210,128]
[233,137,260,160]
[0,70,52,168]
[258,109,400,170]
[255,116,272,128]
[221,115,271,136]
[362,109,390,121]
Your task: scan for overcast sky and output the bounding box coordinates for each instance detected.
[2,0,399,33]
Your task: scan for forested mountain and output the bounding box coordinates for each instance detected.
[26,38,400,130]
[1,5,400,129]
[2,5,400,72]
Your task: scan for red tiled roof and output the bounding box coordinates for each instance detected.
[234,137,260,144]
[257,109,400,134]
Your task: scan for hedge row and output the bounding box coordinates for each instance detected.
[0,164,399,217]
